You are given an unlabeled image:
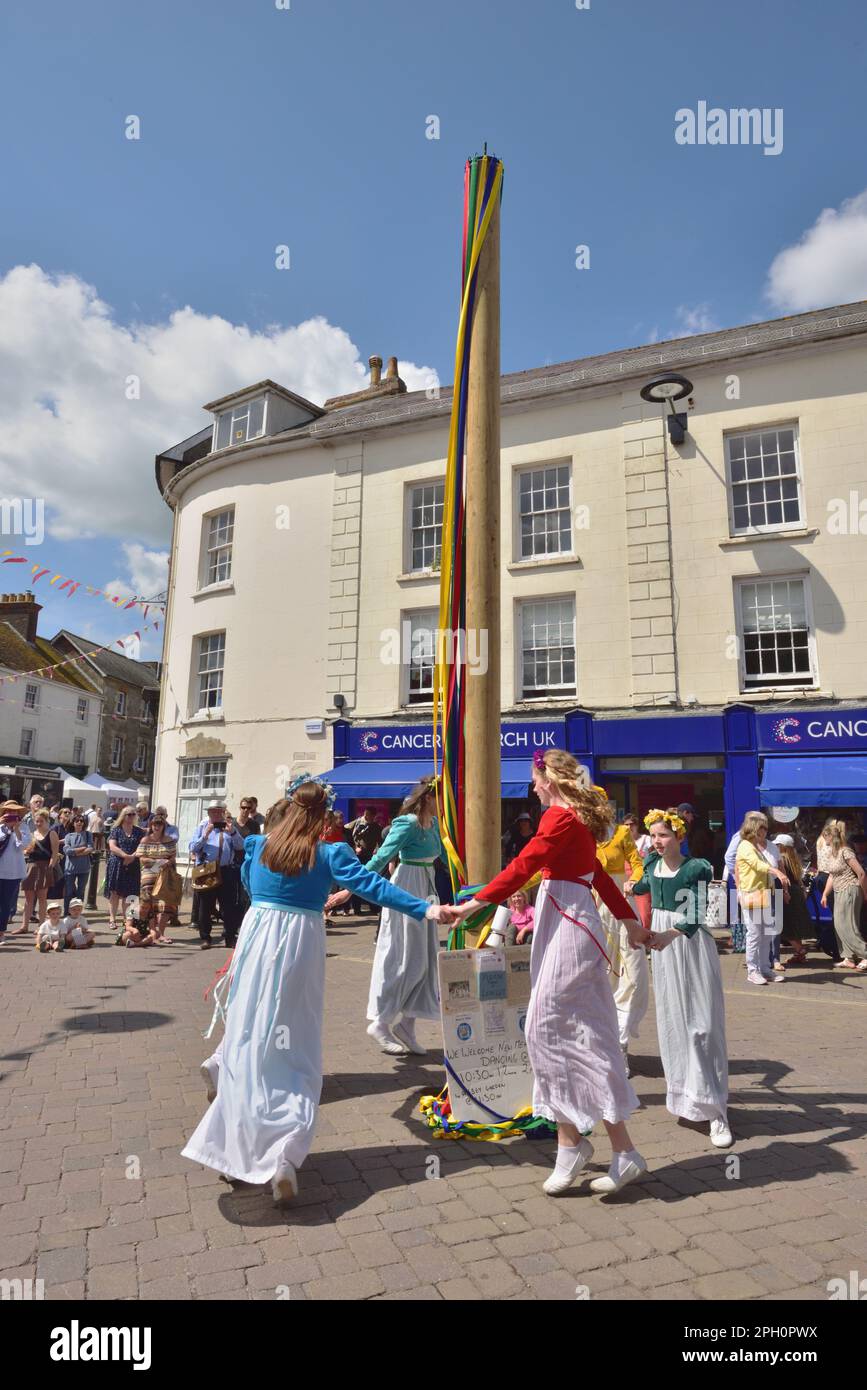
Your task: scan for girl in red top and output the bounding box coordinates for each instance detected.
[451,749,651,1197]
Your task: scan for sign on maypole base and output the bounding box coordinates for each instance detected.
[420,943,555,1143]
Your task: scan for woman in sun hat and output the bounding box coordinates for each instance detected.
[0,801,31,941]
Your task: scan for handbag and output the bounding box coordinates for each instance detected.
[153,862,183,910]
[192,833,223,892]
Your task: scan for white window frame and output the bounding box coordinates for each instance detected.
[194,632,226,714]
[110,735,125,770]
[725,424,803,536]
[20,728,36,757]
[201,507,235,588]
[405,481,444,574]
[177,758,229,852]
[517,595,577,701]
[76,697,89,723]
[73,737,86,764]
[133,741,147,774]
[734,574,818,692]
[213,397,267,451]
[24,683,39,712]
[402,609,438,707]
[115,690,127,717]
[513,461,574,562]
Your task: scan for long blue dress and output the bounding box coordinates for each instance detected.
[182,837,433,1185]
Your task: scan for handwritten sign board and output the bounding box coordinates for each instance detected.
[438,946,534,1125]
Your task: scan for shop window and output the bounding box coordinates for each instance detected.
[736,576,816,690]
[519,597,576,699]
[725,426,803,534]
[516,463,572,559]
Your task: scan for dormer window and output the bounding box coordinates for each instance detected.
[214,396,266,450]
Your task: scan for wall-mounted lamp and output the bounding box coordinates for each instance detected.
[333,693,346,711]
[640,373,694,445]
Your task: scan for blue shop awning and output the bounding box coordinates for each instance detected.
[324,760,533,800]
[758,755,867,807]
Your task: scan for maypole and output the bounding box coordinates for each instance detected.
[433,151,504,945]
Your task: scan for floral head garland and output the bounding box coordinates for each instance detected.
[644,808,686,840]
[532,749,547,771]
[286,772,336,810]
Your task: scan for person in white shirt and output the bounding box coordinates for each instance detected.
[0,800,31,941]
[36,902,66,952]
[64,899,95,949]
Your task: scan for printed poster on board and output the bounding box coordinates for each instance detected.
[438,946,534,1124]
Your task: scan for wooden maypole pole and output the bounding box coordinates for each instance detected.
[463,163,501,888]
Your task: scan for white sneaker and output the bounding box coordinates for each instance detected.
[746,971,769,986]
[366,1020,406,1055]
[271,1161,298,1204]
[542,1138,594,1195]
[589,1152,648,1195]
[767,972,786,984]
[200,1060,218,1102]
[709,1117,733,1148]
[391,1018,427,1055]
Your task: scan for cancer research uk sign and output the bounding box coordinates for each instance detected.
[758,709,867,752]
[347,720,565,760]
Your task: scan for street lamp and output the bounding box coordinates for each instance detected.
[640,373,693,445]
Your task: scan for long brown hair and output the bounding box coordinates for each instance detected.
[260,783,328,876]
[401,775,438,819]
[537,750,612,843]
[777,845,804,884]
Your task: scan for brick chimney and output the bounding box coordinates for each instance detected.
[324,354,407,410]
[0,592,42,644]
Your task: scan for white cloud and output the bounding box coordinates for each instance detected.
[765,190,867,312]
[0,264,438,545]
[672,303,719,336]
[104,543,169,603]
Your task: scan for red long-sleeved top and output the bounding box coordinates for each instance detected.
[476,805,635,922]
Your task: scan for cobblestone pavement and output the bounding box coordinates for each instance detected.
[1,907,866,1302]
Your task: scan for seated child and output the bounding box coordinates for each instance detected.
[64,898,95,949]
[116,895,158,948]
[36,902,66,952]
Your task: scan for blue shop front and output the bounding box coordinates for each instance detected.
[327,718,565,831]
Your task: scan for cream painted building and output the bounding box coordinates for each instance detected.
[154,306,867,847]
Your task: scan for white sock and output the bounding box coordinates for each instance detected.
[611,1148,640,1176]
[553,1142,585,1174]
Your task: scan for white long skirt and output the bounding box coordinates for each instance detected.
[596,872,649,1050]
[527,877,639,1131]
[366,862,440,1024]
[651,907,728,1122]
[182,903,324,1183]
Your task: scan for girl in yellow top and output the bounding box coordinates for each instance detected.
[736,812,789,986]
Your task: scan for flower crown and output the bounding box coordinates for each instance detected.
[287,772,336,810]
[532,749,547,770]
[644,808,686,839]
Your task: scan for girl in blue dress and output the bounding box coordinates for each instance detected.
[182,775,452,1203]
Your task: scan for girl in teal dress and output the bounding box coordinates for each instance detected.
[328,775,444,1055]
[633,808,732,1149]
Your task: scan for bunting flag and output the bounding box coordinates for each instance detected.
[0,550,166,614]
[0,619,160,686]
[433,152,504,899]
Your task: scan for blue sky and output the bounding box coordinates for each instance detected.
[1,0,866,654]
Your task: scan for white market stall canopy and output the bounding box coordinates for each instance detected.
[82,774,139,805]
[60,773,108,809]
[123,780,151,799]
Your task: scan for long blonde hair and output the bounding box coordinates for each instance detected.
[260,782,328,876]
[740,810,768,845]
[537,750,612,842]
[824,819,847,855]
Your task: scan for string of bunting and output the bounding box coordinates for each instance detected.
[0,618,161,687]
[0,550,166,620]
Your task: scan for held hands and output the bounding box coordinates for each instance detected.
[647,928,680,951]
[427,903,461,924]
[625,921,652,950]
[324,889,351,913]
